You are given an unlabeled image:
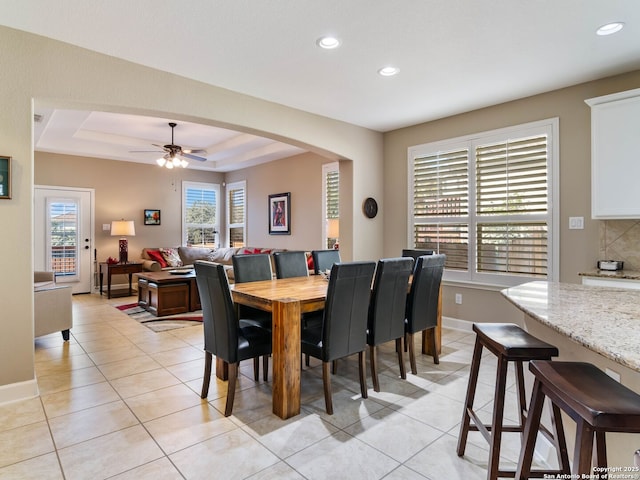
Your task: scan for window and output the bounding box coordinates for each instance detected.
[408,119,558,285]
[47,198,79,279]
[226,180,246,248]
[182,181,220,247]
[322,162,339,249]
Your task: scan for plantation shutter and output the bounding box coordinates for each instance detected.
[413,148,469,270]
[227,182,245,247]
[475,135,548,276]
[184,184,218,247]
[326,169,339,220]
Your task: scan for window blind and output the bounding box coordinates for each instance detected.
[227,183,245,247]
[184,184,217,247]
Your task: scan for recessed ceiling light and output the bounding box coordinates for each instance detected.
[378,66,399,77]
[597,22,624,36]
[317,36,341,49]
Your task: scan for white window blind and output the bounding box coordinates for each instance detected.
[182,181,220,247]
[475,135,548,276]
[226,181,246,248]
[409,119,557,285]
[322,162,339,249]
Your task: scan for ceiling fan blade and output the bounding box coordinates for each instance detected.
[183,148,207,154]
[130,149,163,153]
[182,152,207,162]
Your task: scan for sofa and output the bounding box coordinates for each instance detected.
[139,246,287,282]
[34,271,73,340]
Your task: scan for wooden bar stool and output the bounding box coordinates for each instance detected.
[516,361,640,479]
[457,323,569,480]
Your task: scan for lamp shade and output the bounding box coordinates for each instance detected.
[111,220,135,237]
[327,218,339,238]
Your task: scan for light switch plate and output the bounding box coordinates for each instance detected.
[103,224,110,231]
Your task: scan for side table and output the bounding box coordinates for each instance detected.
[100,262,143,299]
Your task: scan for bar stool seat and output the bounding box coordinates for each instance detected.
[457,323,569,480]
[516,360,640,479]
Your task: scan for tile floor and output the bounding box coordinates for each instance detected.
[0,293,531,479]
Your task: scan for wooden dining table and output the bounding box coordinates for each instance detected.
[228,275,442,420]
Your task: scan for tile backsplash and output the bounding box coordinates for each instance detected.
[600,220,640,271]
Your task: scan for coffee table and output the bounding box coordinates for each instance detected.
[136,270,200,317]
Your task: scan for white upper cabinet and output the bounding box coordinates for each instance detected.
[586,88,640,219]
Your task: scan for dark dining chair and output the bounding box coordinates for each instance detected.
[273,251,309,278]
[401,248,434,262]
[367,257,414,392]
[194,261,272,417]
[301,261,376,414]
[405,254,445,374]
[231,253,273,332]
[311,249,341,275]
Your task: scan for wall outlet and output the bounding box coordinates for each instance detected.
[455,293,462,305]
[569,216,584,229]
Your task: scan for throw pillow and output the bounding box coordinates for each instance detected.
[146,249,168,268]
[160,248,183,267]
[307,254,314,270]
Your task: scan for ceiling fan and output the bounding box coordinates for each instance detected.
[133,122,208,168]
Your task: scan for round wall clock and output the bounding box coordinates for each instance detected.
[363,197,378,218]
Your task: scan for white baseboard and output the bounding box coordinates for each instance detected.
[442,316,473,332]
[0,379,39,406]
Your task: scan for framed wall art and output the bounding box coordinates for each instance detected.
[0,156,11,199]
[268,192,290,235]
[143,209,161,225]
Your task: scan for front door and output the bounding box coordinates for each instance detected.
[34,186,94,294]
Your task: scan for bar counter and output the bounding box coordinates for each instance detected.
[501,281,640,468]
[501,280,640,373]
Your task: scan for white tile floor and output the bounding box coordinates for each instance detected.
[0,293,528,479]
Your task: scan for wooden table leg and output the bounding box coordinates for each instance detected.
[272,298,301,419]
[423,285,442,356]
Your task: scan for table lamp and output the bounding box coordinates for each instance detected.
[111,220,135,263]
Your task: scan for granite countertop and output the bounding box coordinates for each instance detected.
[578,269,640,280]
[501,281,640,372]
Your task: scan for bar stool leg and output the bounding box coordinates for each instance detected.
[595,431,607,469]
[487,355,509,480]
[457,338,483,456]
[550,403,571,473]
[514,360,528,432]
[515,378,546,480]
[574,420,595,475]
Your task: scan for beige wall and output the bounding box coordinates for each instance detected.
[383,70,640,325]
[34,152,224,261]
[225,152,334,250]
[0,26,382,399]
[35,151,334,260]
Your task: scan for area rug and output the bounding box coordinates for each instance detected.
[115,303,203,332]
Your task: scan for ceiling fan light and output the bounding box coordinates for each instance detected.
[156,157,166,167]
[180,159,189,168]
[165,161,174,169]
[172,155,181,166]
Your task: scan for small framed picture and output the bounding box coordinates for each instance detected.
[144,209,161,225]
[0,156,11,199]
[268,192,291,235]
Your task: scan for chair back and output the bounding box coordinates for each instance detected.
[194,261,240,364]
[402,249,434,262]
[273,251,309,278]
[321,261,376,361]
[406,254,445,334]
[232,253,272,283]
[367,257,414,345]
[311,249,341,275]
